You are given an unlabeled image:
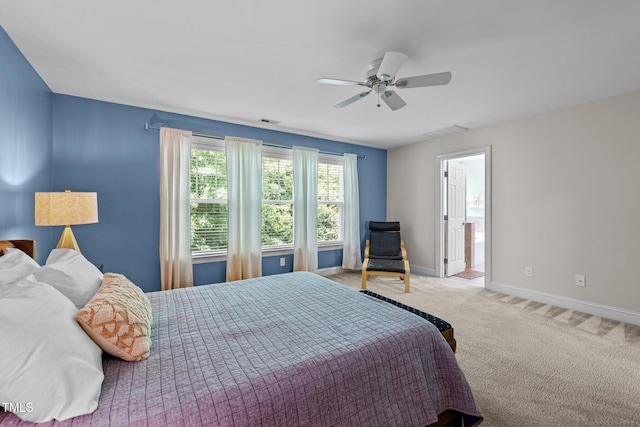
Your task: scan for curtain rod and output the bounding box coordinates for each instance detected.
[144,123,367,160]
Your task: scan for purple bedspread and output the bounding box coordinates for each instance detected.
[2,272,482,426]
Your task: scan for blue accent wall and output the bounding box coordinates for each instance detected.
[52,95,387,292]
[0,26,54,263]
[0,24,386,291]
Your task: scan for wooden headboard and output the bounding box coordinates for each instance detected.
[0,239,36,260]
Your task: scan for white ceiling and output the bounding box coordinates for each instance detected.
[2,0,640,149]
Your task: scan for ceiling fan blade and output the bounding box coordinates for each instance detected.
[377,51,408,82]
[318,78,367,86]
[381,91,407,111]
[394,71,452,89]
[334,91,371,108]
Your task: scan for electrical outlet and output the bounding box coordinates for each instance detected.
[280,257,286,267]
[525,267,534,278]
[575,274,586,287]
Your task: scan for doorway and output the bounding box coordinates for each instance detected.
[436,147,491,286]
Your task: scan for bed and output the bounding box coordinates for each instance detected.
[0,239,482,426]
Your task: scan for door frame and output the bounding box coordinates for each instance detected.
[435,146,492,285]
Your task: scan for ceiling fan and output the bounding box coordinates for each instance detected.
[318,51,452,111]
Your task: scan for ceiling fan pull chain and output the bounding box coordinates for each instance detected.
[377,92,381,108]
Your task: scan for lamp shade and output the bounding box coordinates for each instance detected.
[35,191,98,226]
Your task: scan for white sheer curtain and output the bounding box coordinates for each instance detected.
[293,146,318,272]
[226,136,263,281]
[159,127,193,290]
[342,153,362,269]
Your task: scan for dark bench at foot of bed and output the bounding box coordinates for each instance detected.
[359,290,457,353]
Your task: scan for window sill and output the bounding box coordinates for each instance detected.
[192,242,344,265]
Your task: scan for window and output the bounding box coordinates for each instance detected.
[190,137,344,255]
[190,141,227,251]
[261,153,293,247]
[317,156,344,243]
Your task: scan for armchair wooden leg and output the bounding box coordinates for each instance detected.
[361,259,369,290]
[404,260,410,293]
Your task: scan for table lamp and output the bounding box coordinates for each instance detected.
[35,190,98,252]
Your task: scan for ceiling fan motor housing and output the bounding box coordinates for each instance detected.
[366,58,383,79]
[367,58,389,92]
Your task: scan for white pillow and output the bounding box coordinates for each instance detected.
[32,249,103,309]
[0,275,104,423]
[0,248,40,286]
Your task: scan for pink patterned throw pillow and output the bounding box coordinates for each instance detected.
[77,273,152,361]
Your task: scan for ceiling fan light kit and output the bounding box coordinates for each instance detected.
[318,51,452,111]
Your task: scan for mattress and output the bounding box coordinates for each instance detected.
[1,272,482,426]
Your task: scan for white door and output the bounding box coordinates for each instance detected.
[446,162,466,276]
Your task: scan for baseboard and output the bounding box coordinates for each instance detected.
[409,264,437,277]
[317,266,353,276]
[488,281,640,326]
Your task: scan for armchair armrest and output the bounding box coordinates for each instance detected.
[400,240,408,261]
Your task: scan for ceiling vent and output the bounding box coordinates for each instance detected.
[421,125,468,140]
[259,118,281,125]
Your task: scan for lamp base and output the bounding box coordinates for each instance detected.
[56,225,81,252]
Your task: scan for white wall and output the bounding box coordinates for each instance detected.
[388,90,640,318]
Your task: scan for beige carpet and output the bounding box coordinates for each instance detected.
[327,272,640,427]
